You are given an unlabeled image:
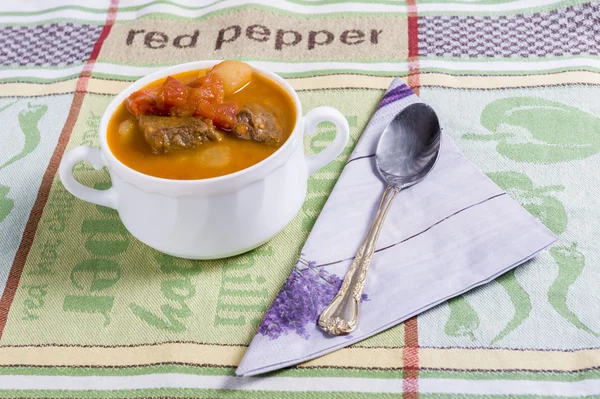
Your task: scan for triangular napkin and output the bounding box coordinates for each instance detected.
[236,79,557,376]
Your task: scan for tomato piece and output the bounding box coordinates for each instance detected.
[188,74,225,104]
[124,73,237,130]
[213,102,239,130]
[156,76,189,110]
[194,101,215,120]
[187,87,208,110]
[169,104,195,117]
[196,102,239,130]
[125,88,161,116]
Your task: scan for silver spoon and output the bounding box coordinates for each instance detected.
[318,102,442,336]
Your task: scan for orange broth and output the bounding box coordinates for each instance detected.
[107,69,296,180]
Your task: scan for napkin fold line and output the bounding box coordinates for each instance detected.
[346,154,374,164]
[296,191,508,271]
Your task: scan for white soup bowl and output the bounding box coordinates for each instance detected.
[59,60,349,259]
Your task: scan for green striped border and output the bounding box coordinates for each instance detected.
[0,389,597,399]
[418,396,599,399]
[0,0,402,16]
[0,0,593,26]
[0,366,400,379]
[0,390,399,399]
[3,67,600,85]
[418,65,600,75]
[97,58,406,67]
[0,64,85,71]
[128,4,398,21]
[0,18,105,27]
[88,69,403,81]
[419,0,590,15]
[0,75,81,84]
[420,55,600,63]
[0,0,581,16]
[1,365,599,382]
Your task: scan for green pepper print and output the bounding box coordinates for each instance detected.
[465,97,600,163]
[0,185,14,222]
[302,117,356,232]
[444,295,480,341]
[491,269,532,344]
[0,103,48,170]
[549,243,599,336]
[0,101,25,223]
[0,101,16,115]
[487,171,567,235]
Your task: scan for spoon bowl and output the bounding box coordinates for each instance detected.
[376,102,441,189]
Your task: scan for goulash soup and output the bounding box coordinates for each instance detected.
[107,61,296,180]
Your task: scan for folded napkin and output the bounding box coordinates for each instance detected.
[236,79,557,377]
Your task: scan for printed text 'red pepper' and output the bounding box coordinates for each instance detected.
[125,25,383,51]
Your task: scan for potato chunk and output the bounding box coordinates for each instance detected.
[118,119,137,138]
[198,145,231,168]
[209,60,252,96]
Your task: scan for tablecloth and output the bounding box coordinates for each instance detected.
[0,0,599,397]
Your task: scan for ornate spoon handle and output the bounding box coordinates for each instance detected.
[318,184,399,335]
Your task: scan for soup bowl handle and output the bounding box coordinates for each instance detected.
[59,146,118,210]
[303,106,350,176]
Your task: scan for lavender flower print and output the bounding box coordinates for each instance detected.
[258,258,368,340]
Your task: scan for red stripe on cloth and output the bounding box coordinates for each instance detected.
[403,317,420,399]
[407,0,420,96]
[404,3,421,395]
[0,0,119,340]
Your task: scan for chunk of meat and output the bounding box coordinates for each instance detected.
[137,115,223,153]
[232,104,283,146]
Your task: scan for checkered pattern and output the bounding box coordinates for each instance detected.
[0,23,103,67]
[2,1,600,397]
[419,1,600,58]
